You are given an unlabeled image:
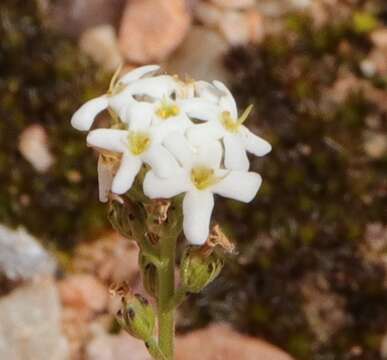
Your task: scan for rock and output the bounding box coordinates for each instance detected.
[364,131,387,159]
[18,124,55,173]
[194,1,223,27]
[219,10,251,46]
[118,0,191,64]
[165,27,231,84]
[59,274,108,318]
[370,28,387,48]
[209,0,255,9]
[86,332,151,360]
[79,25,123,72]
[246,9,265,44]
[48,0,126,37]
[0,278,69,360]
[0,225,56,283]
[175,323,294,360]
[72,233,140,285]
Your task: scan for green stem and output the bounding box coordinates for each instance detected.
[166,287,187,312]
[157,234,176,360]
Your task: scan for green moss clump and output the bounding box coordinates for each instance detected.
[180,10,387,360]
[0,0,109,248]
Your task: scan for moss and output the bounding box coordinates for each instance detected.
[0,0,109,248]
[180,8,387,360]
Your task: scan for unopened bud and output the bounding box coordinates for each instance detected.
[116,294,155,341]
[180,246,224,293]
[108,196,146,240]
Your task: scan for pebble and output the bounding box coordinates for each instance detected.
[59,274,108,318]
[18,124,55,173]
[0,278,69,360]
[0,224,56,283]
[209,0,255,9]
[165,26,231,84]
[79,25,123,72]
[118,0,191,63]
[48,0,125,37]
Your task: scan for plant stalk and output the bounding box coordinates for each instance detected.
[157,234,176,360]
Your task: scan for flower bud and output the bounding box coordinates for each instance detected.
[180,246,224,293]
[107,195,146,240]
[116,294,155,341]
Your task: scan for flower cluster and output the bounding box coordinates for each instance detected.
[71,65,271,245]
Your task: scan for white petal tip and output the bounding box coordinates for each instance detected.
[71,113,92,131]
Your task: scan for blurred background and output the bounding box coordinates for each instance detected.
[1,0,387,359]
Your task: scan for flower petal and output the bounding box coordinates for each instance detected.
[194,81,221,103]
[212,171,262,202]
[111,153,142,194]
[186,121,224,146]
[178,98,219,122]
[71,95,108,131]
[223,133,249,171]
[142,144,179,178]
[127,101,153,131]
[108,87,134,119]
[239,126,272,156]
[195,141,223,169]
[183,190,214,245]
[87,129,127,153]
[151,114,192,143]
[213,80,237,119]
[163,132,194,169]
[143,170,190,199]
[119,65,160,84]
[128,75,178,99]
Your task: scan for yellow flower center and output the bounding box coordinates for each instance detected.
[128,132,151,155]
[155,99,180,119]
[191,166,220,190]
[220,104,254,133]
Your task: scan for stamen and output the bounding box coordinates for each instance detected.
[155,97,180,119]
[237,104,253,125]
[108,63,123,94]
[128,132,151,155]
[220,104,254,133]
[220,111,239,133]
[191,166,220,190]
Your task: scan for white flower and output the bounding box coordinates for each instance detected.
[87,107,178,194]
[71,65,160,131]
[143,133,262,245]
[187,80,272,171]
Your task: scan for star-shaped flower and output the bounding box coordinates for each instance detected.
[86,105,179,194]
[143,133,262,245]
[187,81,272,171]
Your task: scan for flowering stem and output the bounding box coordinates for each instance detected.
[166,287,187,312]
[157,233,177,360]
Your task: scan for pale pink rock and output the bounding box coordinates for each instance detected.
[86,333,151,360]
[166,27,230,84]
[219,10,251,46]
[194,1,223,27]
[209,0,255,9]
[118,0,191,63]
[175,323,294,360]
[49,0,125,37]
[370,28,387,48]
[79,25,123,72]
[59,274,108,317]
[18,124,55,173]
[219,9,265,46]
[246,9,265,44]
